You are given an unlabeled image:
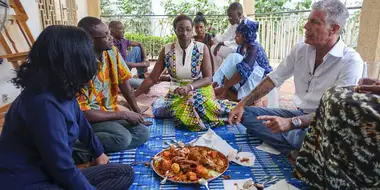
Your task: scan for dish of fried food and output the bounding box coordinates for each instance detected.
[152,145,229,183]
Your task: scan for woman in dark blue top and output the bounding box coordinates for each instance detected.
[0,25,134,190]
[213,19,272,101]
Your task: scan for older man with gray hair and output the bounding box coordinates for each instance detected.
[227,0,364,154]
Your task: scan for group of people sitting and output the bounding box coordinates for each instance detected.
[0,0,378,189]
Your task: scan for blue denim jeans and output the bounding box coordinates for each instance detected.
[241,107,307,154]
[128,78,143,89]
[126,46,145,88]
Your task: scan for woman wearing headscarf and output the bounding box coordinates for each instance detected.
[213,19,272,101]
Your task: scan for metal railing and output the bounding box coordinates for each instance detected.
[101,15,229,59]
[253,7,361,66]
[101,14,228,37]
[101,7,361,63]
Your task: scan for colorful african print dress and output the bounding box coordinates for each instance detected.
[164,41,234,131]
[295,86,380,189]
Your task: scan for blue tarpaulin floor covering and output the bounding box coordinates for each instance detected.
[108,118,307,190]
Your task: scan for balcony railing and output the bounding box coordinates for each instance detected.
[101,7,361,65]
[253,7,361,66]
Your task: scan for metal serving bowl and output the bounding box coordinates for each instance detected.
[151,145,229,184]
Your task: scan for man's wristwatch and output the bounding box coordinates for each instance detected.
[291,117,302,129]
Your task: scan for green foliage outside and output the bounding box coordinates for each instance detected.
[255,0,312,14]
[101,0,153,35]
[101,0,313,58]
[125,33,177,59]
[255,0,312,45]
[161,0,236,34]
[122,0,153,35]
[161,0,234,16]
[100,0,124,16]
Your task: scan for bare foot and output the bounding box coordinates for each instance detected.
[212,82,218,88]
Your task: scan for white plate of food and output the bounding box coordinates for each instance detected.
[228,152,256,167]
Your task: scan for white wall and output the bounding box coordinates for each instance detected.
[0,0,39,107]
[22,0,89,38]
[21,0,41,38]
[77,0,88,21]
[0,0,89,107]
[0,61,20,107]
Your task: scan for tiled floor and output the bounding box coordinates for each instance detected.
[277,78,296,109]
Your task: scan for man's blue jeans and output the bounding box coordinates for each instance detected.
[241,107,308,154]
[126,46,145,88]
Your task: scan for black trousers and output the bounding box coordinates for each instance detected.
[39,164,134,190]
[82,164,134,190]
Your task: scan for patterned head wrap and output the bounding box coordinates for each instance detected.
[236,19,259,45]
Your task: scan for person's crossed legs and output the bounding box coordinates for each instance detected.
[73,120,150,164]
[38,164,135,190]
[241,107,307,154]
[82,164,134,190]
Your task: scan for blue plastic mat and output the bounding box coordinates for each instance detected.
[108,118,307,190]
